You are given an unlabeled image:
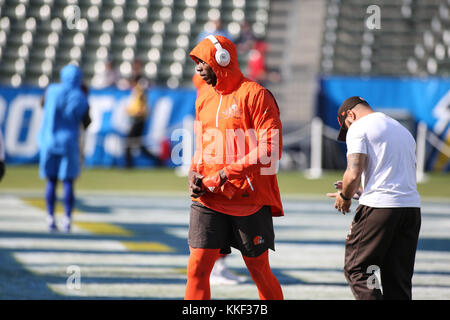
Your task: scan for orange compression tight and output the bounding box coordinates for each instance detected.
[185,247,221,300]
[243,250,284,300]
[185,247,283,300]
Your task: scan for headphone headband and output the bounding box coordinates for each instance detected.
[206,35,222,50]
[206,35,231,67]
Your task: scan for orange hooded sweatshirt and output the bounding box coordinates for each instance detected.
[189,36,284,217]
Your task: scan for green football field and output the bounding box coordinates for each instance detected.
[1,165,449,199]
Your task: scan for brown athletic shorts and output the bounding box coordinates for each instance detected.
[188,202,275,257]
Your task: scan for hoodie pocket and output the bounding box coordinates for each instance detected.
[222,174,256,200]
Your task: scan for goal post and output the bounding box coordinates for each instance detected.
[305,117,323,179]
[416,121,427,183]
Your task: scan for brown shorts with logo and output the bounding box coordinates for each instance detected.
[188,202,275,257]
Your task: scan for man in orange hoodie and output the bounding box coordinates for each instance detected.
[185,35,284,300]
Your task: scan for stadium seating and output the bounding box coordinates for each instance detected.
[0,0,271,88]
[321,0,450,77]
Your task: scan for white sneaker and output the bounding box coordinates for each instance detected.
[210,258,248,285]
[47,215,58,232]
[62,216,71,232]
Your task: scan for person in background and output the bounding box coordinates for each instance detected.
[124,76,161,168]
[197,19,233,43]
[246,39,268,85]
[41,83,91,173]
[91,60,118,89]
[79,83,92,165]
[245,39,282,87]
[37,64,89,232]
[80,83,92,130]
[117,59,149,90]
[235,21,256,56]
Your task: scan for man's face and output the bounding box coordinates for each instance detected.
[195,59,217,86]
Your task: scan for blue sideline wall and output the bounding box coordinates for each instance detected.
[317,76,450,171]
[0,86,196,167]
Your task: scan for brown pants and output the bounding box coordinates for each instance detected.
[344,205,421,300]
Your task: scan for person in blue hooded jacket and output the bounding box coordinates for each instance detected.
[37,64,89,232]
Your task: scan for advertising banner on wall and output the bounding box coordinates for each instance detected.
[317,76,450,171]
[0,86,196,167]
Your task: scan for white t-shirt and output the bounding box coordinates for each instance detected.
[346,112,421,208]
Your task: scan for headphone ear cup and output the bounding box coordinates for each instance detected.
[215,48,230,67]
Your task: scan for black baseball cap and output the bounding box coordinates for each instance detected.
[337,96,370,142]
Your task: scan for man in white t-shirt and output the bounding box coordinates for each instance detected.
[327,96,421,300]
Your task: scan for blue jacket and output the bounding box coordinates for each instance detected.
[38,64,88,179]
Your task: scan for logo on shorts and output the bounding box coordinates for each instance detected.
[253,235,264,246]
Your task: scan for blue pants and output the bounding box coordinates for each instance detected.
[45,178,74,218]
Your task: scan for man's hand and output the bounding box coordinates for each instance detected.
[331,180,363,200]
[336,194,352,215]
[188,170,204,198]
[202,169,227,193]
[327,192,352,215]
[327,153,366,215]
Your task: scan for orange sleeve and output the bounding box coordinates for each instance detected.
[223,89,282,180]
[189,97,203,173]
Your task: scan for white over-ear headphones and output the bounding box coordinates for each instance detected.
[206,35,231,67]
